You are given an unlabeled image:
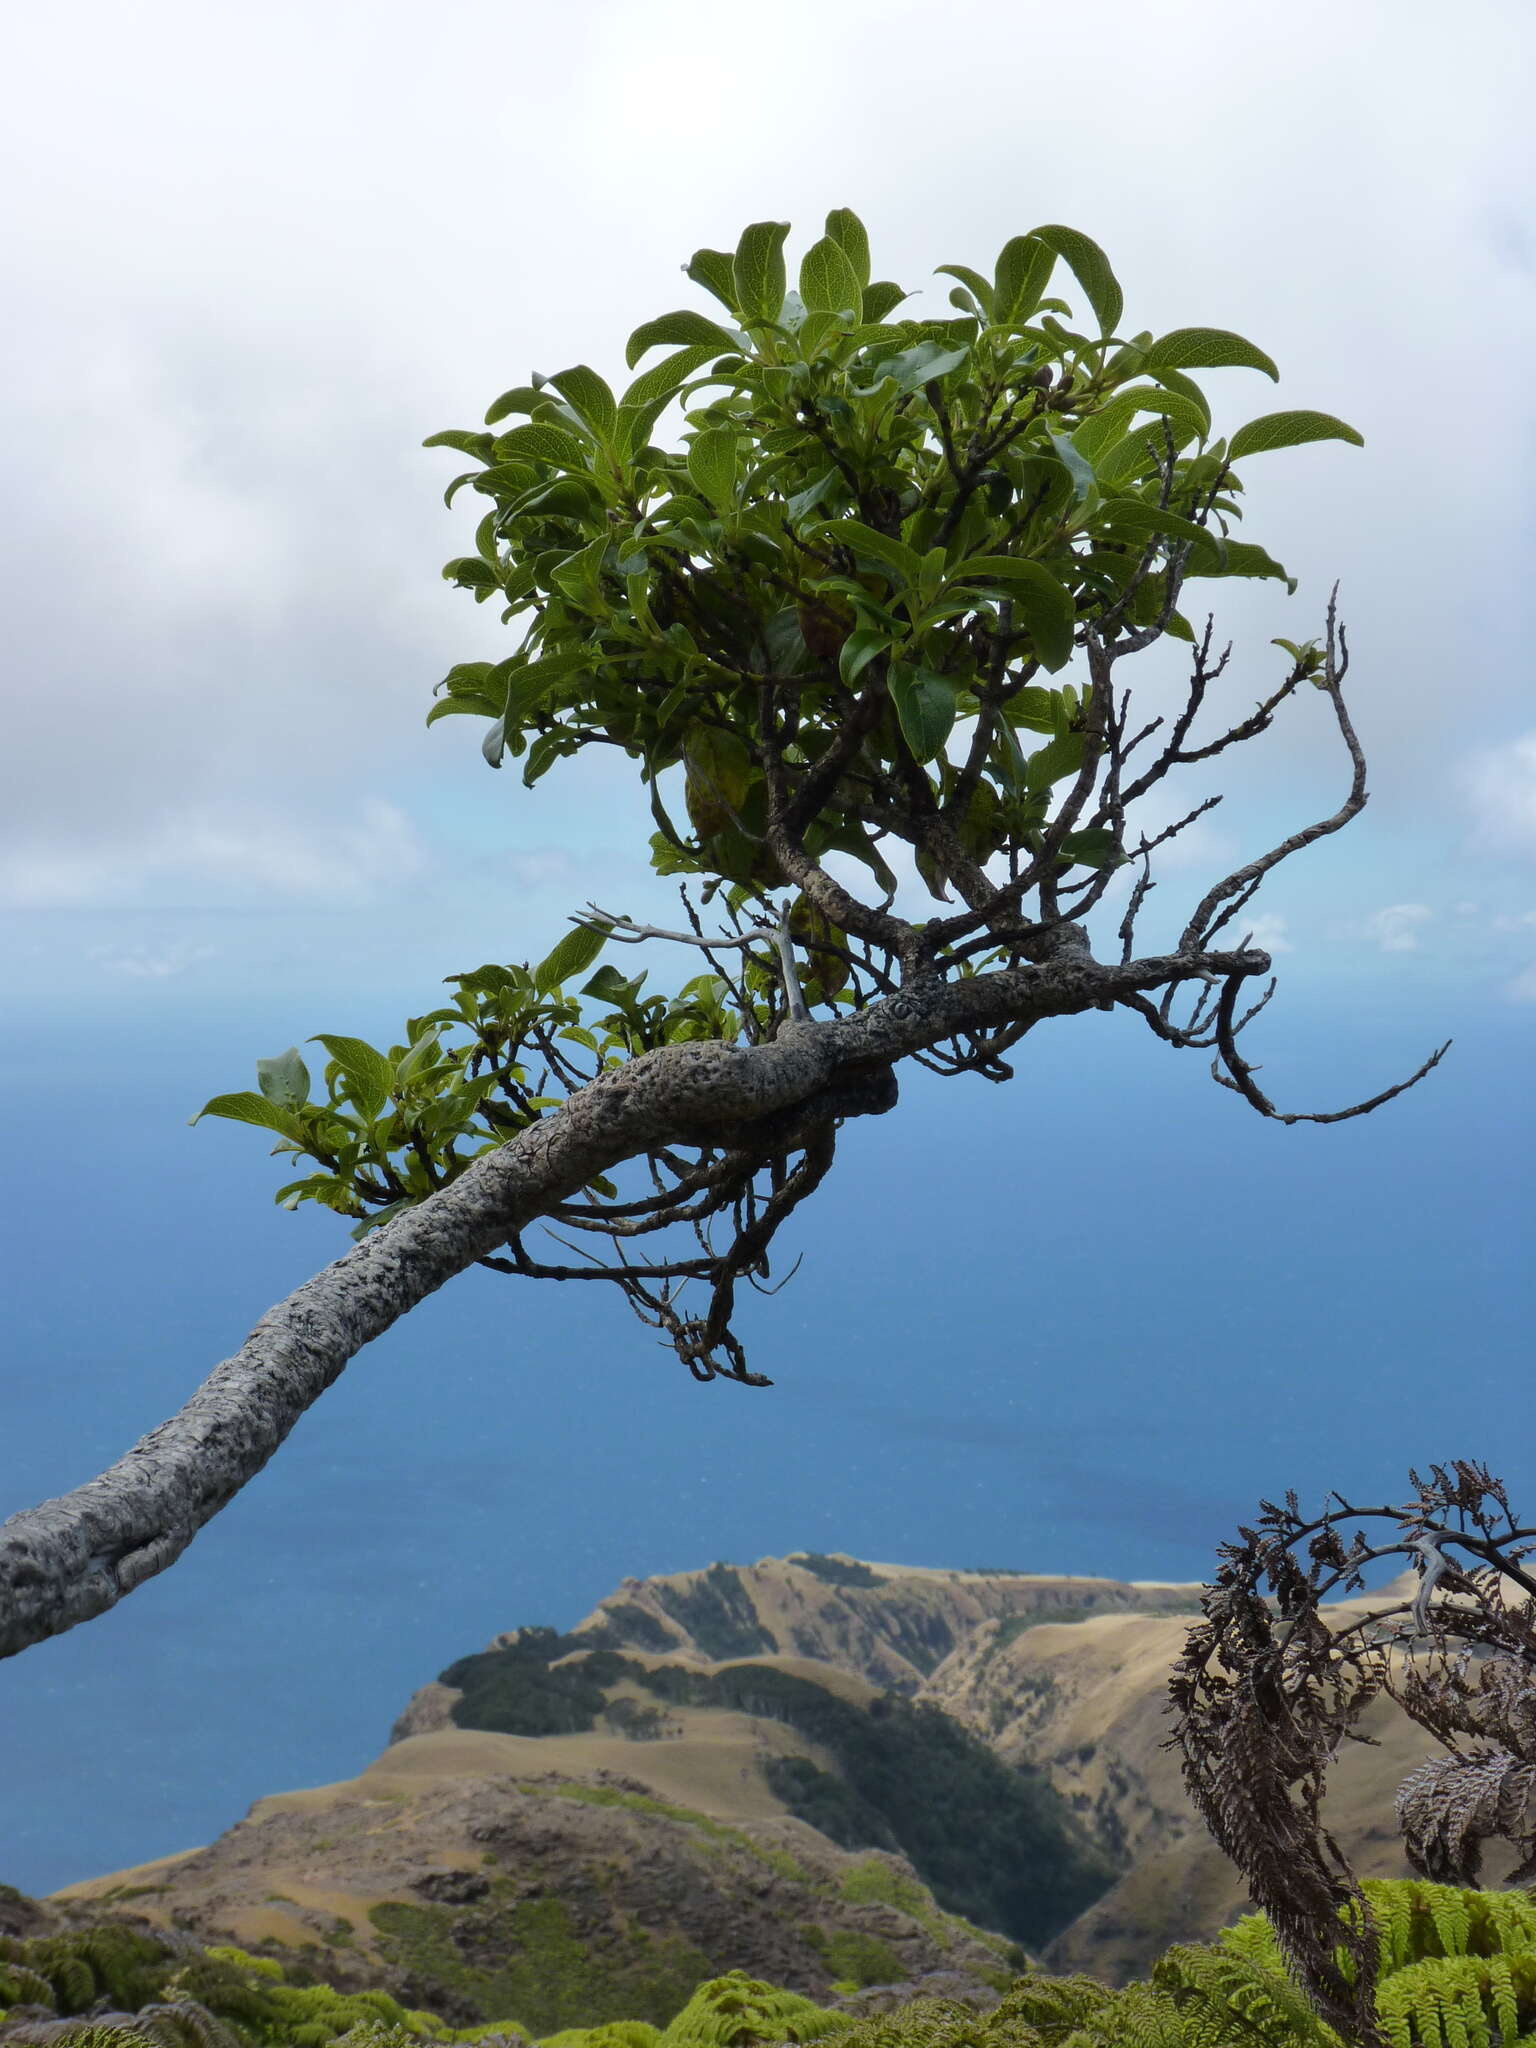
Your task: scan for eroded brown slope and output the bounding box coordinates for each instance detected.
[50,1727,1020,2032]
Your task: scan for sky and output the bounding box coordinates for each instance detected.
[0,0,1533,1898]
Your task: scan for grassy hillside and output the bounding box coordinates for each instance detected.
[434,1632,1115,1952]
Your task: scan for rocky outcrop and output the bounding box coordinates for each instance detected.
[389,1681,463,1746]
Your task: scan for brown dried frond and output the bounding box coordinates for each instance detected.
[1394,1746,1536,1886]
[1168,1533,1387,2045]
[1174,1470,1536,2044]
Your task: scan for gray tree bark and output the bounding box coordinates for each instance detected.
[0,936,1260,1659]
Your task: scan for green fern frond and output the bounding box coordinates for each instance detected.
[129,2000,247,2048]
[995,1969,1113,2038]
[1087,1981,1189,2048]
[540,2027,662,2048]
[1153,1941,1339,2047]
[0,2026,161,2048]
[660,1974,851,2048]
[1218,1915,1291,1975]
[0,1962,58,2012]
[201,1948,287,1985]
[783,1997,989,2048]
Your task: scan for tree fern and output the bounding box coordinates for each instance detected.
[1372,1953,1536,2048]
[1153,1942,1340,2047]
[0,2023,162,2048]
[539,2026,661,2048]
[0,1962,58,2014]
[993,1970,1113,2040]
[658,1975,850,2048]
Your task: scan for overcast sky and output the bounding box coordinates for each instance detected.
[1,0,1534,1899]
[1,0,1533,1010]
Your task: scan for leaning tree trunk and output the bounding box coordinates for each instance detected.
[0,937,1251,1659]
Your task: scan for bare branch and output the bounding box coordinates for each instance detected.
[1180,588,1364,955]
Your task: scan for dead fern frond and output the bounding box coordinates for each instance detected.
[1394,1746,1536,1885]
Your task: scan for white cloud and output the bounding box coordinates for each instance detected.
[1464,733,1536,856]
[1366,903,1434,952]
[88,940,217,979]
[1236,913,1294,956]
[1,0,1532,1005]
[1508,962,1536,1004]
[0,799,426,909]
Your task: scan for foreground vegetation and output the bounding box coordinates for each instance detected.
[6,1878,1536,2048]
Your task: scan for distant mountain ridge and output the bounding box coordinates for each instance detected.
[390,1552,1205,1744]
[48,1549,1447,2007]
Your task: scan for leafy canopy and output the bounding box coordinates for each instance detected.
[191,209,1365,1351]
[426,208,1354,894]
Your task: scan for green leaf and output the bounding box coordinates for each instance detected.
[1228,409,1364,461]
[685,723,753,809]
[1073,386,1209,465]
[1142,328,1279,381]
[1188,538,1297,593]
[816,518,922,586]
[934,264,994,317]
[799,234,862,318]
[733,220,791,324]
[434,660,495,697]
[442,556,499,592]
[483,422,589,468]
[550,532,610,604]
[686,426,741,508]
[786,469,838,524]
[483,386,549,426]
[1027,225,1123,337]
[1023,728,1085,793]
[188,1091,303,1137]
[853,339,968,397]
[615,396,670,463]
[546,365,618,446]
[535,919,610,995]
[274,1173,356,1215]
[471,462,547,501]
[582,963,645,1007]
[839,629,889,685]
[350,1197,417,1242]
[685,246,739,312]
[492,649,585,740]
[620,344,727,413]
[1002,685,1063,733]
[824,207,871,290]
[625,310,741,368]
[992,235,1055,326]
[257,1046,311,1109]
[481,717,506,769]
[1095,427,1201,489]
[861,280,909,322]
[1045,428,1098,507]
[1098,496,1225,570]
[1142,364,1212,438]
[426,693,499,727]
[1057,827,1120,869]
[888,665,957,762]
[393,1026,443,1089]
[948,556,1076,672]
[422,428,494,461]
[309,1034,393,1120]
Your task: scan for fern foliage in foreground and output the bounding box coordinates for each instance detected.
[11,1879,1536,2048]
